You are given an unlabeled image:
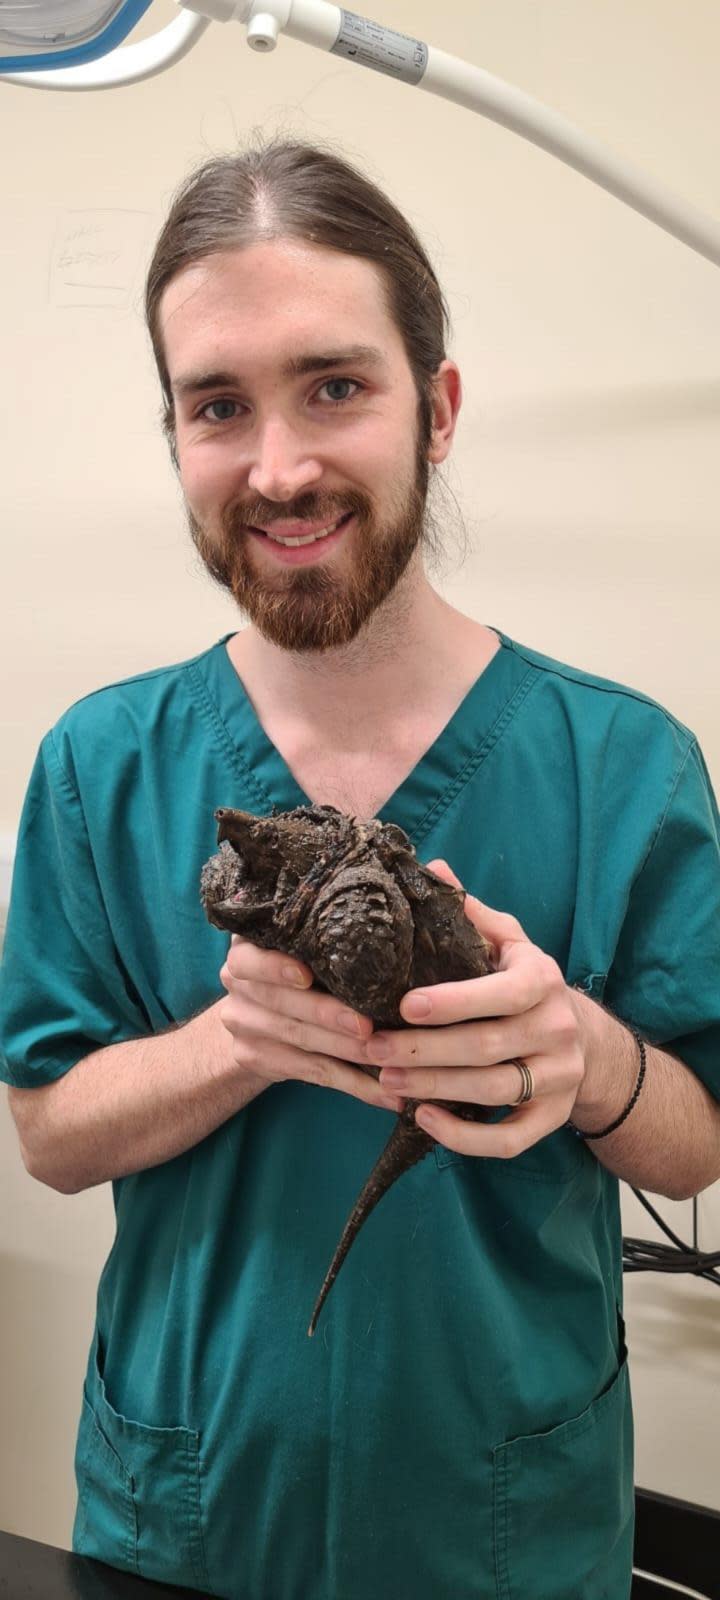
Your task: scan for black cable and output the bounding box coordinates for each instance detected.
[629,1188,689,1251]
[623,1188,720,1288]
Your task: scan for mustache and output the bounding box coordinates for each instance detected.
[223,496,365,533]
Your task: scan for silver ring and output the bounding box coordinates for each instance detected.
[511,1059,535,1105]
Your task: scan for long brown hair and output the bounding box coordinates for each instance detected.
[144,132,465,563]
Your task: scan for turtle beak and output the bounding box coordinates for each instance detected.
[214,807,257,851]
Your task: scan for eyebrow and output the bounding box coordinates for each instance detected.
[172,344,387,398]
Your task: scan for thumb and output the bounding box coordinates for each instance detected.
[425,857,463,890]
[425,859,527,949]
[462,892,528,951]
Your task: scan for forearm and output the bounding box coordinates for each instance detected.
[11,999,267,1194]
[571,992,720,1200]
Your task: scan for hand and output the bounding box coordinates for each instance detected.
[218,936,405,1114]
[364,860,586,1157]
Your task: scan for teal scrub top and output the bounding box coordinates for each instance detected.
[2,629,720,1600]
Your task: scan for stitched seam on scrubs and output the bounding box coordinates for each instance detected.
[493,1444,511,1600]
[41,731,153,1037]
[627,741,698,889]
[82,1400,138,1571]
[184,1433,212,1592]
[45,647,224,718]
[184,662,273,813]
[515,1363,627,1461]
[410,668,540,848]
[499,635,697,740]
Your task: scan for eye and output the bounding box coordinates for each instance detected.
[315,377,364,407]
[382,824,410,849]
[199,398,239,424]
[196,377,364,426]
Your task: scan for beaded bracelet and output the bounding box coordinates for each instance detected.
[570,1028,647,1141]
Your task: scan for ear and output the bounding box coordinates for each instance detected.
[426,362,462,466]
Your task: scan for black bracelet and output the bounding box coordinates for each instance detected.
[570,1028,647,1141]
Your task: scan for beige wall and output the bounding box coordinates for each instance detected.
[1,0,719,1548]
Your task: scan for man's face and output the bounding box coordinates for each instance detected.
[159,239,458,651]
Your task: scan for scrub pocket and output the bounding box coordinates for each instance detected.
[73,1341,212,1593]
[492,1349,634,1600]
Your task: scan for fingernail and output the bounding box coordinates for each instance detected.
[282,964,307,986]
[337,1008,363,1036]
[367,1035,391,1060]
[415,1107,436,1130]
[404,993,432,1019]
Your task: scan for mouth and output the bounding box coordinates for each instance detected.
[248,511,354,564]
[199,839,275,932]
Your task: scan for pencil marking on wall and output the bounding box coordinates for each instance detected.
[49,210,153,309]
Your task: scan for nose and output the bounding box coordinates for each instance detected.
[246,413,324,504]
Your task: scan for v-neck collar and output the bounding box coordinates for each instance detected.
[189,629,537,847]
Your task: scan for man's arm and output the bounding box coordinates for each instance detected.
[567,992,720,1200]
[363,866,720,1203]
[376,977,720,1201]
[7,999,265,1194]
[7,942,402,1195]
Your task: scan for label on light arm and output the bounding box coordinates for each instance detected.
[330,9,428,83]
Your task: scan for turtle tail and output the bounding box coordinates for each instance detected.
[307,1109,434,1337]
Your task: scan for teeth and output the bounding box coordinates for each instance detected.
[264,515,346,547]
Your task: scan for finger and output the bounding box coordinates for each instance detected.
[220,973,373,1042]
[327,1061,406,1114]
[423,867,527,955]
[379,1057,580,1105]
[368,1015,527,1067]
[300,1049,406,1111]
[223,938,313,990]
[377,1059,530,1104]
[297,1050,407,1115]
[396,956,551,1027]
[223,1023,405,1113]
[412,1096,564,1156]
[222,995,376,1070]
[382,1062,531,1105]
[425,858,464,890]
[461,894,528,951]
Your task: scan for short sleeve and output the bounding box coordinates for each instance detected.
[0,731,151,1088]
[604,738,720,1101]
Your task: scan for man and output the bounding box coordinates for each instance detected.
[3,135,720,1600]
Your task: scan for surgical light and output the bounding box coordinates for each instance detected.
[0,0,156,70]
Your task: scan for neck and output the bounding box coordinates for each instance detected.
[226,558,499,745]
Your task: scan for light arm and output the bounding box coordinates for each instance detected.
[1,0,718,269]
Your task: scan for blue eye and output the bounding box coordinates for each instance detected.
[200,398,238,423]
[197,377,363,425]
[317,378,362,406]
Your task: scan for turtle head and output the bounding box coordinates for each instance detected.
[199,805,349,937]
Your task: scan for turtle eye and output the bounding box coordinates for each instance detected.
[381,823,410,849]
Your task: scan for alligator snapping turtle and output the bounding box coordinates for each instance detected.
[200,804,497,1335]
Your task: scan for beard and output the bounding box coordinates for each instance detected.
[185,443,433,653]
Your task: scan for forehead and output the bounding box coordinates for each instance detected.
[159,238,405,384]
